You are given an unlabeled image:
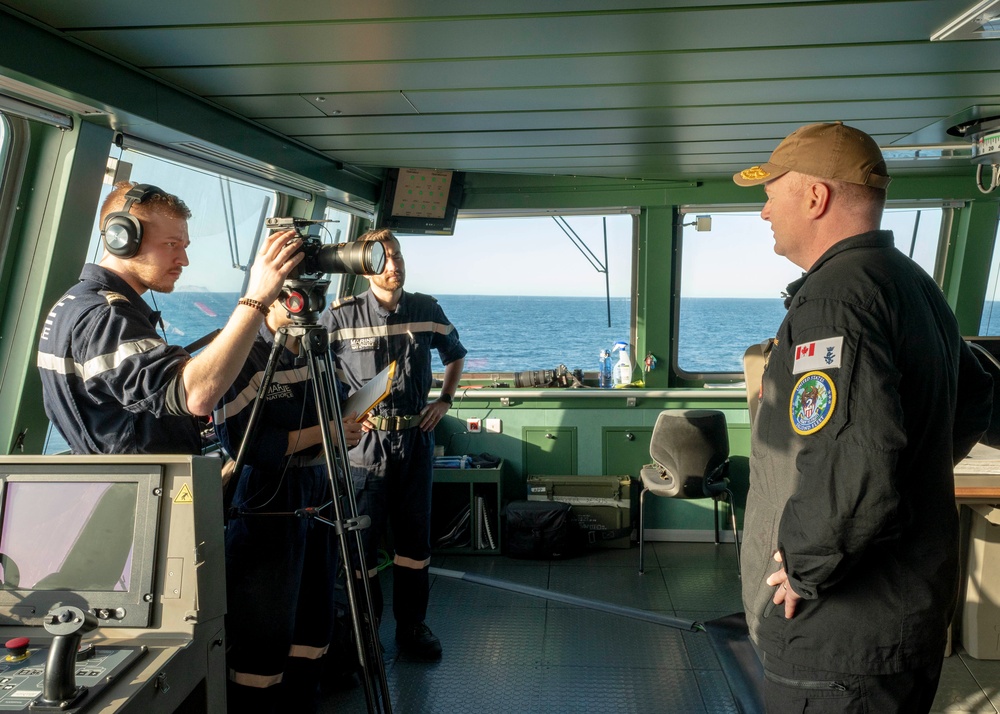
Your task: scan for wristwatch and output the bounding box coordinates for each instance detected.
[439,393,454,405]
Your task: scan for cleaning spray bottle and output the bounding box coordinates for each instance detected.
[612,341,632,386]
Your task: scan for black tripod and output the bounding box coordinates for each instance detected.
[230,280,392,714]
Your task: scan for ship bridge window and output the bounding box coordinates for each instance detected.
[396,211,636,378]
[676,204,946,377]
[979,219,1000,336]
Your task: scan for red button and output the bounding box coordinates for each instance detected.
[5,637,29,656]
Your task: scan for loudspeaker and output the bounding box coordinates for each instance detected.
[101,184,164,259]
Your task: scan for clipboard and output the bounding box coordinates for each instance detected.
[344,361,396,422]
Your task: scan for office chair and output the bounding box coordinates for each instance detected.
[638,409,740,574]
[967,340,1000,447]
[743,341,767,425]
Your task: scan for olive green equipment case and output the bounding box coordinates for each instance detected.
[525,475,634,548]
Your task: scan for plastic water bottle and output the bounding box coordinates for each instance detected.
[598,350,612,388]
[612,341,632,386]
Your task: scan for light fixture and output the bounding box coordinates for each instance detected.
[0,74,105,117]
[931,0,1000,41]
[878,145,975,161]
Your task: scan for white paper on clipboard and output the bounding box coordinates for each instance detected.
[344,361,396,422]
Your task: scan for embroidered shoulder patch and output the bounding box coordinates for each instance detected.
[103,291,130,306]
[329,295,361,310]
[793,336,843,374]
[789,371,836,435]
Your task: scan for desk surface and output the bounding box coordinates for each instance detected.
[955,444,1000,502]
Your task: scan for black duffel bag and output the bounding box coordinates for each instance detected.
[504,500,578,559]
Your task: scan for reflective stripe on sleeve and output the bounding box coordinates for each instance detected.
[37,338,165,381]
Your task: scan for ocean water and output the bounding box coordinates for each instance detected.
[144,292,785,375]
[42,292,787,453]
[42,290,1000,453]
[980,302,1000,336]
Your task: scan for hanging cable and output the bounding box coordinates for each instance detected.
[551,216,613,326]
[907,209,921,260]
[220,177,244,270]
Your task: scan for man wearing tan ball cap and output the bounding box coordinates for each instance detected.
[734,120,893,190]
[734,121,992,713]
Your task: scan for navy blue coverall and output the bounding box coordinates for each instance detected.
[321,289,467,629]
[37,264,202,454]
[744,231,992,708]
[214,323,340,712]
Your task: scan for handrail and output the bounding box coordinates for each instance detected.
[434,387,745,400]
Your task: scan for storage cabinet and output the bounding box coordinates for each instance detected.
[523,427,577,475]
[602,427,652,532]
[431,461,505,554]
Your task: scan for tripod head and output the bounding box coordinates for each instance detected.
[280,278,331,325]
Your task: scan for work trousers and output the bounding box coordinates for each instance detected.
[762,652,944,714]
[351,428,434,628]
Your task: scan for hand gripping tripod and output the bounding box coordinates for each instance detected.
[230,279,392,713]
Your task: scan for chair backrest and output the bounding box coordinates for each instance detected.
[743,342,766,424]
[967,341,1000,447]
[648,409,729,498]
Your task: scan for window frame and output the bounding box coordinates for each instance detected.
[0,114,29,313]
[385,208,639,378]
[672,201,955,383]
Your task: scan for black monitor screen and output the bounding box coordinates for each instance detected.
[0,464,162,628]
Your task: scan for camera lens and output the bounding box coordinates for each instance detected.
[513,370,554,388]
[315,241,385,275]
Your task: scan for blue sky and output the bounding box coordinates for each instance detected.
[401,214,634,298]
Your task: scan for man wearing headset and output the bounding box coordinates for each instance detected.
[37,181,304,455]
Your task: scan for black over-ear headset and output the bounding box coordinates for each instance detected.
[101,183,165,259]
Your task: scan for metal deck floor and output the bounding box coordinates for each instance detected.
[320,542,1000,714]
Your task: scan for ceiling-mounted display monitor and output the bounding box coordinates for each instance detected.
[374,168,465,236]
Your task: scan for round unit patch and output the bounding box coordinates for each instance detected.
[789,371,836,435]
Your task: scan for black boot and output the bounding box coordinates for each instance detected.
[395,622,442,661]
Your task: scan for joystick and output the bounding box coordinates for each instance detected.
[30,606,98,711]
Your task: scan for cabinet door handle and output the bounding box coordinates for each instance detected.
[545,433,556,440]
[625,432,635,441]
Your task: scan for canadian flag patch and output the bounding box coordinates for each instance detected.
[792,336,843,374]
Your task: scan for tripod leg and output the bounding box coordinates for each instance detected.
[300,326,393,713]
[228,329,289,496]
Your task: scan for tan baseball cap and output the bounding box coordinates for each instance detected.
[733,122,891,188]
